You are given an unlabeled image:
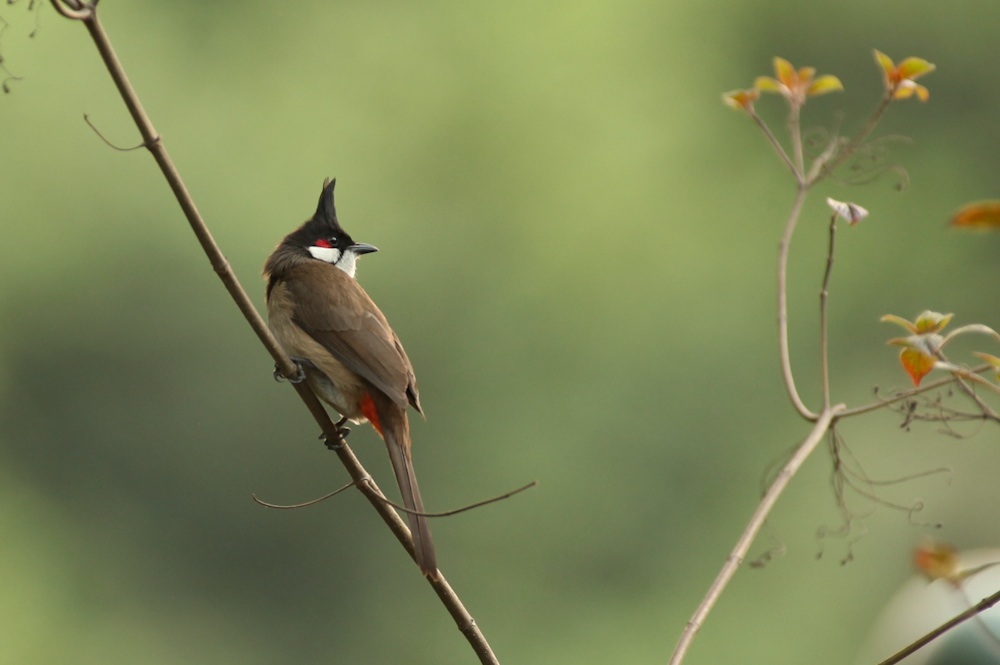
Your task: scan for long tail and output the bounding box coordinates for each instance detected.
[380,409,438,578]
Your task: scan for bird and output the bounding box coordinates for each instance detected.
[262,178,437,578]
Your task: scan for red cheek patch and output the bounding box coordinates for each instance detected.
[314,238,333,248]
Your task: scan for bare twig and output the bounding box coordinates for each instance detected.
[254,479,537,517]
[877,586,1000,665]
[819,213,837,410]
[777,187,819,421]
[83,113,144,151]
[810,92,893,187]
[668,404,844,665]
[251,482,357,509]
[367,479,538,518]
[787,102,805,181]
[749,108,799,181]
[949,371,1000,423]
[51,3,498,663]
[50,0,90,21]
[840,365,994,419]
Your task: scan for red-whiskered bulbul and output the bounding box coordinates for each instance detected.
[263,178,437,578]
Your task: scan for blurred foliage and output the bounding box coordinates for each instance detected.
[2,1,1000,664]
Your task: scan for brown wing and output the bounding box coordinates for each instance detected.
[285,261,421,412]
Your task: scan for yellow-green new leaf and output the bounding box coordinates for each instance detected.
[807,75,844,96]
[897,57,936,81]
[881,313,919,334]
[914,310,953,334]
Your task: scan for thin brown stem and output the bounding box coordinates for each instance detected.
[956,585,1000,655]
[367,479,538,518]
[83,113,144,151]
[252,482,357,509]
[50,0,91,20]
[51,4,498,663]
[819,214,837,410]
[840,364,994,419]
[809,92,893,187]
[944,358,1000,422]
[787,102,805,180]
[877,586,1000,665]
[750,109,800,181]
[777,187,818,421]
[668,404,844,665]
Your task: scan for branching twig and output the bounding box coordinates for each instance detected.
[50,3,498,663]
[810,92,893,187]
[668,404,844,665]
[840,365,994,418]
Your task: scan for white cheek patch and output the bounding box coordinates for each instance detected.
[335,251,358,278]
[307,245,340,263]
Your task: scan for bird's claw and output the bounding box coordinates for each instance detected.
[321,416,351,450]
[273,359,309,384]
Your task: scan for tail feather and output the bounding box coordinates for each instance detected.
[383,415,437,578]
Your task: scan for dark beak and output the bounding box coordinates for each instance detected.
[350,243,379,255]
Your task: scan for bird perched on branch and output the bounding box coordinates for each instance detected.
[263,179,437,578]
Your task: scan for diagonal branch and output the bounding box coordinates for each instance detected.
[668,404,844,665]
[877,586,1000,665]
[49,3,498,663]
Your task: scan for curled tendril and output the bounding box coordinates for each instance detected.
[50,0,96,21]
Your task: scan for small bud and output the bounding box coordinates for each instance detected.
[826,197,869,225]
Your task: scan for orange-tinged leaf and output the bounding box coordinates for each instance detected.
[897,57,936,80]
[975,353,1000,380]
[951,201,1000,229]
[874,49,895,77]
[974,352,1000,368]
[900,346,937,386]
[974,352,1000,380]
[808,75,844,96]
[723,88,758,111]
[914,541,960,582]
[773,57,795,86]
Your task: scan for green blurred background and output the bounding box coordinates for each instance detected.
[2,1,1000,663]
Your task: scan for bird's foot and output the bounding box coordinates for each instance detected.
[321,416,351,450]
[273,358,311,384]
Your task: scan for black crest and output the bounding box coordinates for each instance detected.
[263,177,355,288]
[283,177,354,248]
[314,177,340,229]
